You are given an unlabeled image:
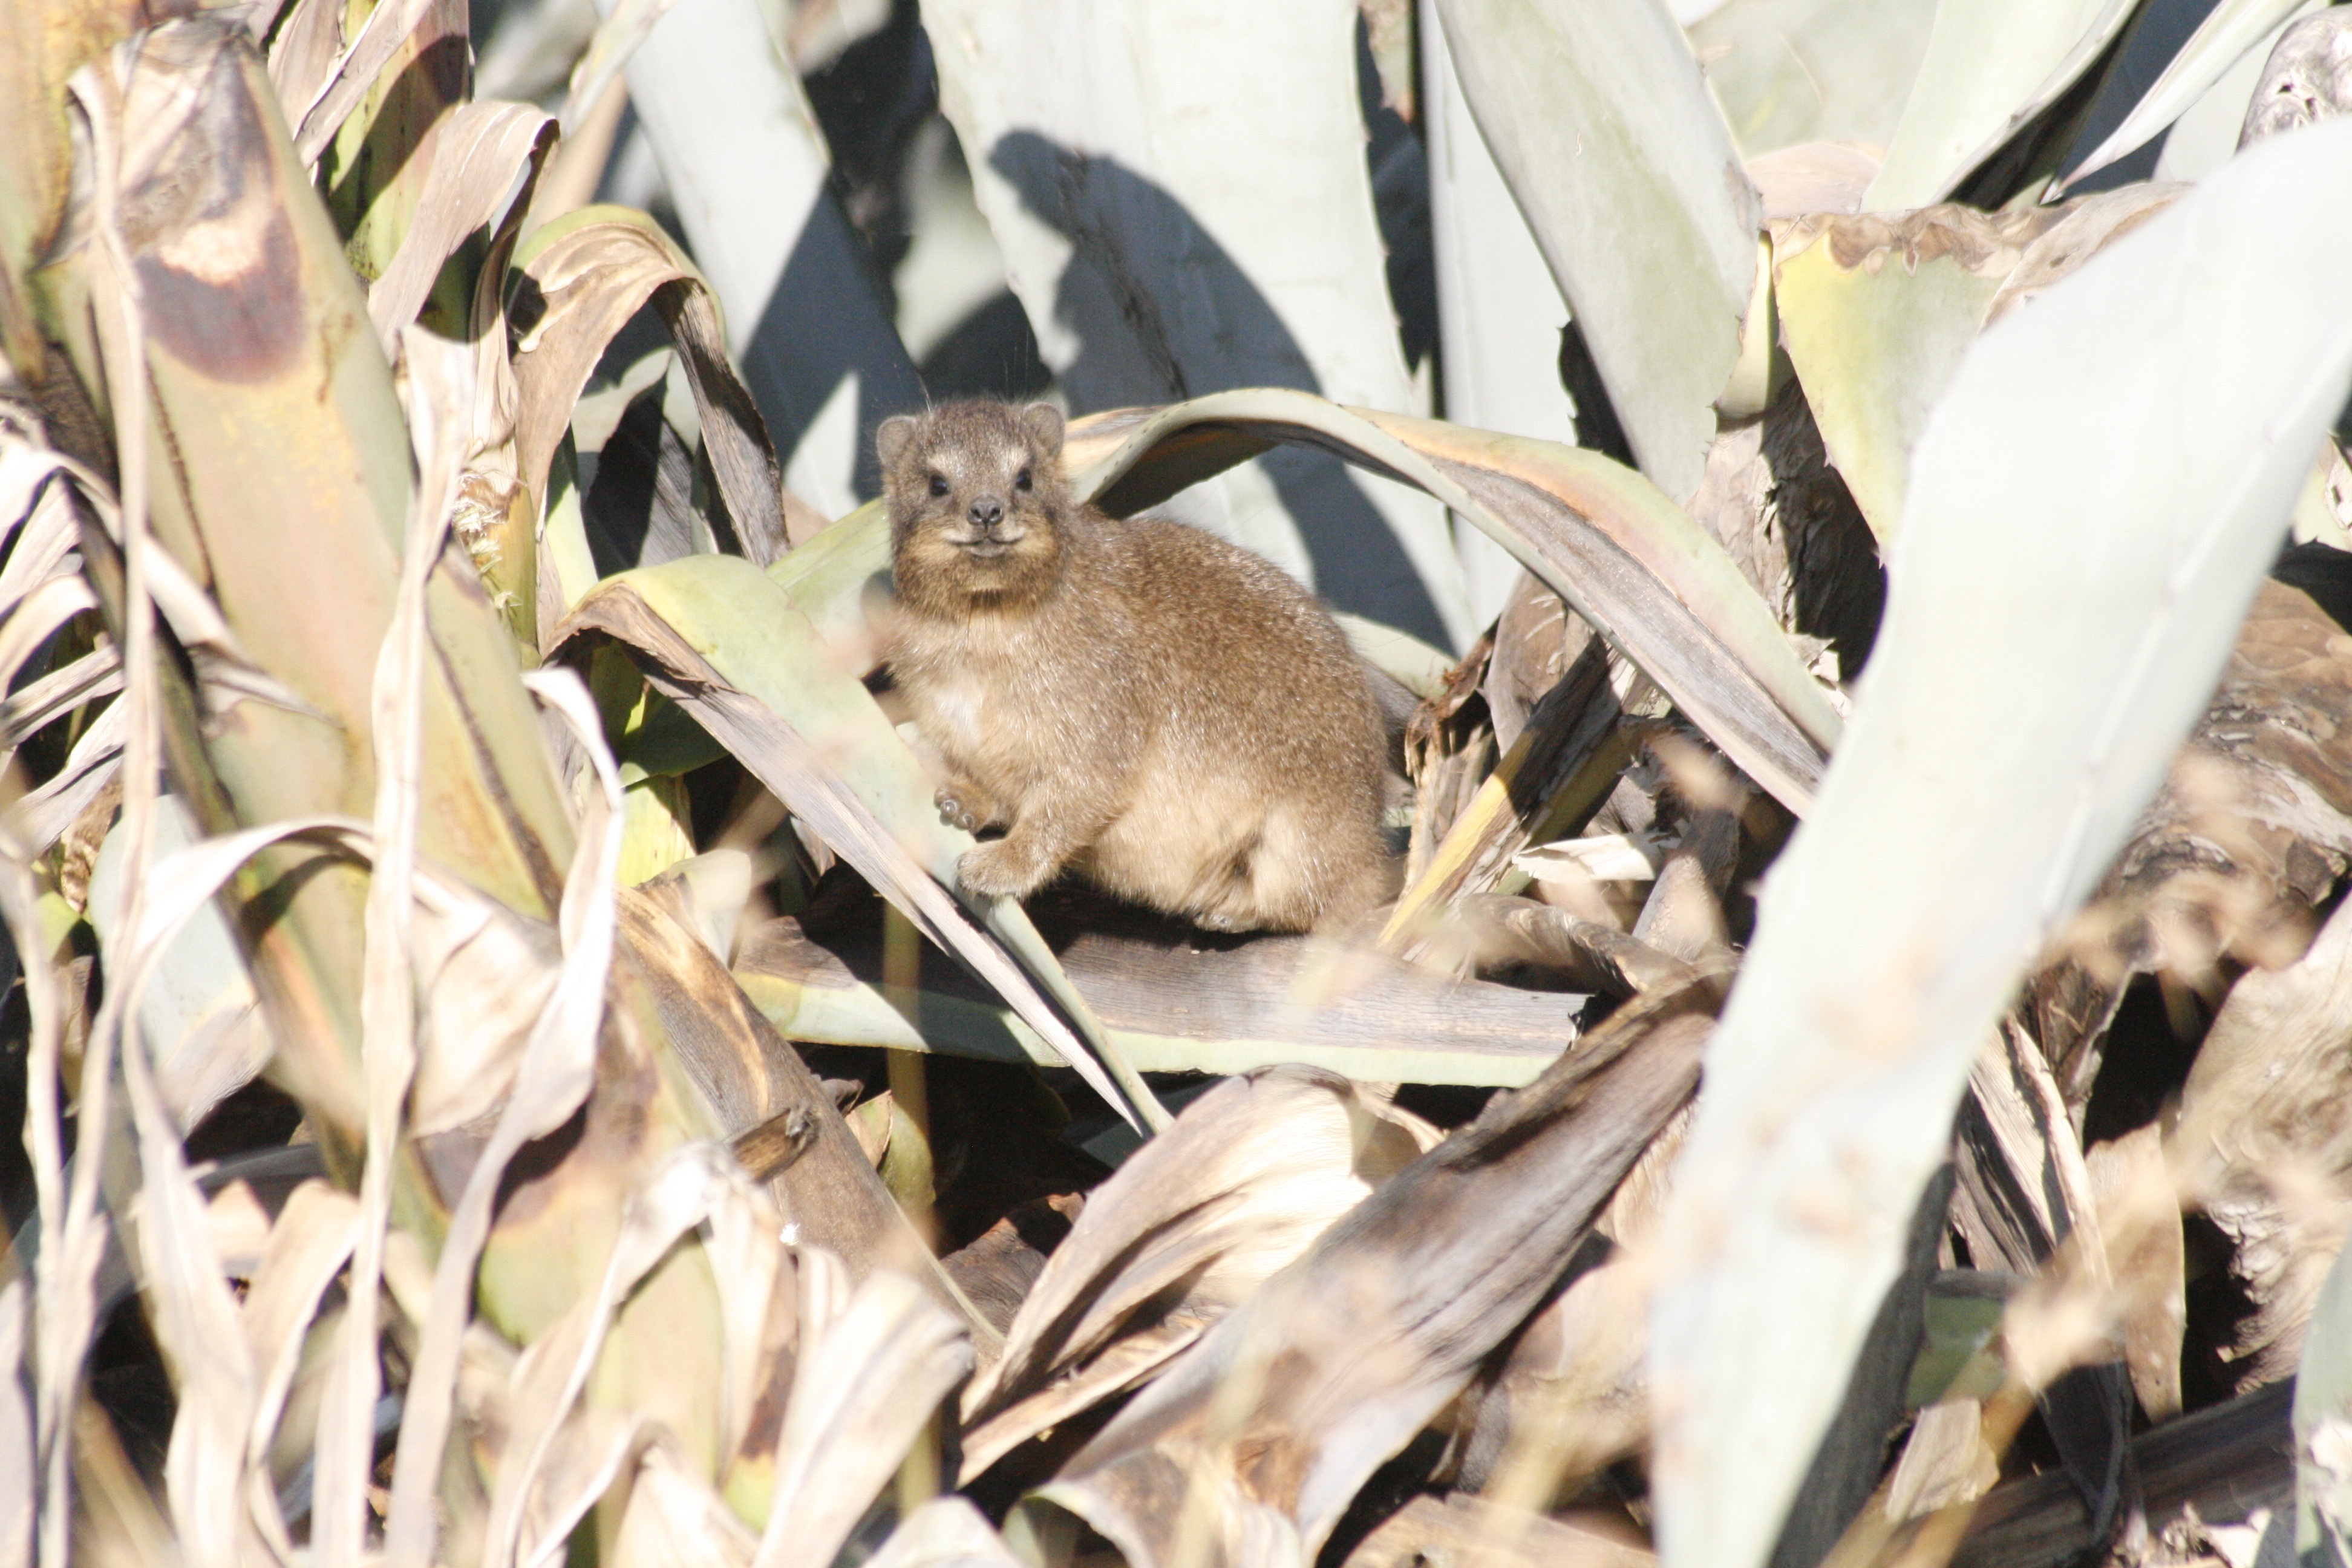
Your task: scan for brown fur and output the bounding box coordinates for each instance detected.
[876,399,1393,933]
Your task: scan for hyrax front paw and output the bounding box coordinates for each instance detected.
[935,786,988,834]
[956,839,1049,900]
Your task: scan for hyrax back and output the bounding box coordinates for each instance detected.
[876,399,1392,933]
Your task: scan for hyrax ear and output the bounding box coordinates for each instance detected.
[1019,402,1065,458]
[876,414,920,469]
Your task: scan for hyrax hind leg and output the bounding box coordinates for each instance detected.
[1189,813,1377,935]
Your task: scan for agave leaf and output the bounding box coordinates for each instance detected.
[612,886,979,1327]
[604,0,922,518]
[555,0,678,134]
[731,908,1576,1086]
[1070,390,1837,811]
[365,100,555,358]
[479,1143,767,1568]
[1689,0,1937,157]
[384,671,621,1568]
[2153,1,2322,182]
[0,0,150,373]
[961,1067,1438,1480]
[1770,204,2063,544]
[59,17,574,1140]
[512,207,792,567]
[1648,119,2352,1568]
[550,555,1168,1131]
[2058,0,2313,193]
[924,0,1468,650]
[1418,0,1575,627]
[1864,0,2135,209]
[1434,0,1759,505]
[1332,613,1456,705]
[1021,971,1721,1568]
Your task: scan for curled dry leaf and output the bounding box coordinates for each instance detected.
[1447,1106,1690,1504]
[511,208,794,567]
[1980,184,2187,328]
[2239,10,2352,146]
[960,1067,1440,1479]
[1022,969,1722,1568]
[752,1266,972,1568]
[366,100,555,359]
[1769,202,2066,546]
[863,1496,1025,1568]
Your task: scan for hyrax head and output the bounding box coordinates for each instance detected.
[878,400,1071,609]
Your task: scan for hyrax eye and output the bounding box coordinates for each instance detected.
[928,474,950,498]
[1014,468,1033,492]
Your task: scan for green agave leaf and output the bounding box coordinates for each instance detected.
[2152,0,2323,183]
[765,495,892,662]
[731,912,1572,1088]
[1435,0,1759,504]
[1068,389,1838,813]
[1771,203,2063,544]
[1650,118,2352,1568]
[1418,5,1572,628]
[2057,0,2311,193]
[1689,0,1938,158]
[1866,0,2134,209]
[552,555,1168,1132]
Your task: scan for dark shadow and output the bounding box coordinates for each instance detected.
[917,290,1055,403]
[2271,540,2352,633]
[742,191,932,501]
[1357,12,1437,376]
[988,131,1452,648]
[2056,0,2226,195]
[1556,318,1640,472]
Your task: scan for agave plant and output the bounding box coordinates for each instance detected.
[4,1,2352,1567]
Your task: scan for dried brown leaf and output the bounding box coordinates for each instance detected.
[1022,970,1722,1568]
[512,210,792,566]
[961,1068,1438,1478]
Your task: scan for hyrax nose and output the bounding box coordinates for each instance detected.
[968,496,1005,530]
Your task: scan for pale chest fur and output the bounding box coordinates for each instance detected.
[889,607,1116,782]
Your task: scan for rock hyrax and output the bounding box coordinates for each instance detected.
[877,399,1393,933]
